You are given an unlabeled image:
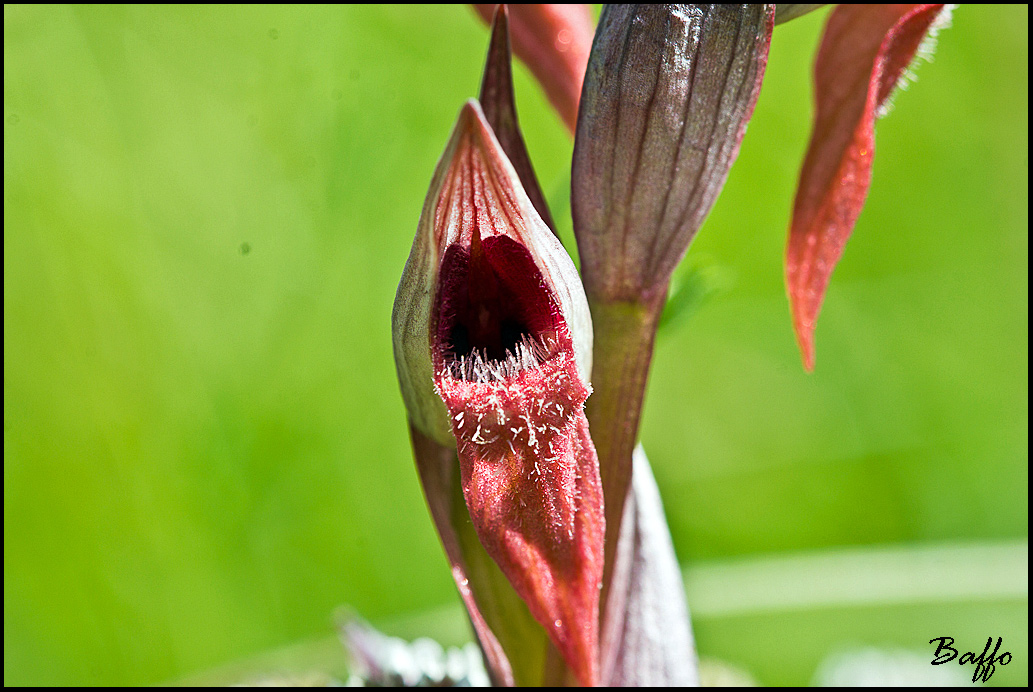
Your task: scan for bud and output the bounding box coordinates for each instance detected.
[392,100,603,686]
[572,4,775,303]
[568,6,775,614]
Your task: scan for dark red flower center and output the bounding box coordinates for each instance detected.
[434,234,565,380]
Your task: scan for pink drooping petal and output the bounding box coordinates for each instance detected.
[473,4,594,133]
[787,4,947,371]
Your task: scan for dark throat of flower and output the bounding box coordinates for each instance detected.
[436,235,562,383]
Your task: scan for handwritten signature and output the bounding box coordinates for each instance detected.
[929,636,1013,683]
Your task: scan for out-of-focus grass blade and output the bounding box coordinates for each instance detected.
[684,539,1027,616]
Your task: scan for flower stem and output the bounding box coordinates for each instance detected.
[584,289,667,600]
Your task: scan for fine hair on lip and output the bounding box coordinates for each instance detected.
[444,333,557,383]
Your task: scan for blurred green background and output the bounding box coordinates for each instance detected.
[4,4,1027,687]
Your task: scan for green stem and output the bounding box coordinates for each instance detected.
[585,289,667,606]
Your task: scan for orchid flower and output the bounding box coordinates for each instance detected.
[385,3,953,687]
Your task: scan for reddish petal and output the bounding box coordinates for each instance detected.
[473,4,594,133]
[478,5,557,233]
[787,4,946,370]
